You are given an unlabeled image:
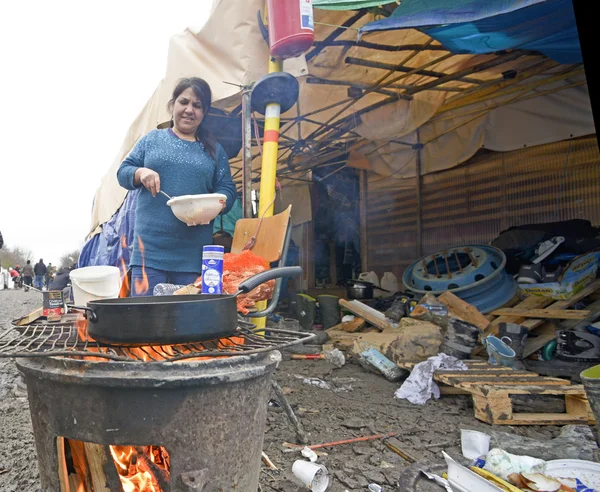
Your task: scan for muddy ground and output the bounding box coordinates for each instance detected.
[0,289,579,491]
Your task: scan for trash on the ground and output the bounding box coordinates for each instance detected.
[461,429,491,460]
[483,425,599,462]
[324,348,345,368]
[292,460,329,492]
[419,468,453,492]
[289,348,346,368]
[261,451,278,471]
[484,335,516,367]
[294,375,331,389]
[443,451,505,492]
[383,440,417,463]
[282,432,397,453]
[483,448,546,482]
[353,340,406,382]
[394,353,467,405]
[367,483,383,492]
[301,446,318,462]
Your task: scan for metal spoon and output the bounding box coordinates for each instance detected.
[159,190,173,200]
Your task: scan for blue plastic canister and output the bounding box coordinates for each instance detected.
[201,245,224,294]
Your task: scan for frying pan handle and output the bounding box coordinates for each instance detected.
[67,304,98,323]
[237,266,302,294]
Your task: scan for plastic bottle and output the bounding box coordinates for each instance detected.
[201,245,224,294]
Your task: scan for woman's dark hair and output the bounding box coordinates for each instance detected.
[168,77,218,159]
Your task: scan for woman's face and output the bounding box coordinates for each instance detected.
[172,87,204,135]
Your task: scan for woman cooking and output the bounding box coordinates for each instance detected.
[117,77,237,296]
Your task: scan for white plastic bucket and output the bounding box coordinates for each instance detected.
[70,266,122,306]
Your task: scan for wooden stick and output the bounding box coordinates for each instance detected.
[271,380,309,445]
[491,308,590,320]
[384,441,417,463]
[261,452,278,471]
[282,432,397,452]
[56,437,70,492]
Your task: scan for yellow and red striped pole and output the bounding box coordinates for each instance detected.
[253,55,283,332]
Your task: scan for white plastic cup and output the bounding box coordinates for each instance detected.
[460,429,491,460]
[292,460,329,491]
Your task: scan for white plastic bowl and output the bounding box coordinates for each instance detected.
[166,193,226,226]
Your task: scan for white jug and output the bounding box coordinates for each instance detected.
[381,272,399,294]
[358,271,379,286]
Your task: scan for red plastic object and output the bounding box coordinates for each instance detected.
[267,0,315,59]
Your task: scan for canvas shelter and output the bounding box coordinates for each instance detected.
[81,0,597,291]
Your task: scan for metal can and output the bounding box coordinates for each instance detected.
[43,290,65,318]
[201,245,224,294]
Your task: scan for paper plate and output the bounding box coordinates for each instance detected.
[545,459,600,489]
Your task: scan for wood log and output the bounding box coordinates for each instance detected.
[326,317,366,333]
[56,437,70,492]
[68,439,92,492]
[339,299,392,331]
[83,442,121,491]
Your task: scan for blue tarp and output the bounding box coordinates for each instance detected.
[360,0,582,64]
[79,190,243,269]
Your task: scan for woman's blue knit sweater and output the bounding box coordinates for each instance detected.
[117,129,237,274]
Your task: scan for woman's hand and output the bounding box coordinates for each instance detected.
[219,199,226,211]
[135,168,161,197]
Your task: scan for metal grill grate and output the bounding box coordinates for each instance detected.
[0,319,314,362]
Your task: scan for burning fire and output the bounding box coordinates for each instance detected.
[134,236,149,295]
[109,445,170,492]
[120,236,131,297]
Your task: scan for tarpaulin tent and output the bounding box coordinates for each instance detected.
[82,0,595,273]
[359,0,582,64]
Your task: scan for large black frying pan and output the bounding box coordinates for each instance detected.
[73,266,302,346]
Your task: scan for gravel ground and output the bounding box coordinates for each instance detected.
[0,288,571,491]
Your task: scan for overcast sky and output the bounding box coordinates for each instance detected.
[0,1,212,266]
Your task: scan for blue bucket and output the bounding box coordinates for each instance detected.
[484,335,516,368]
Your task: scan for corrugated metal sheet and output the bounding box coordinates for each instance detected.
[365,135,600,279]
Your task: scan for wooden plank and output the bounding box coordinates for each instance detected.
[477,385,585,396]
[435,369,535,376]
[473,394,512,424]
[438,291,490,330]
[445,377,568,387]
[565,394,597,424]
[519,279,600,333]
[482,296,554,337]
[326,317,366,333]
[439,386,471,395]
[522,321,557,358]
[15,307,44,326]
[490,308,590,320]
[57,437,70,492]
[495,413,589,425]
[339,299,393,331]
[83,442,118,492]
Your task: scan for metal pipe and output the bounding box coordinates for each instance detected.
[415,130,423,258]
[241,87,253,218]
[345,56,483,84]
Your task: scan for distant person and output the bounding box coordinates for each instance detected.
[49,265,75,301]
[0,230,3,249]
[22,260,34,291]
[45,263,54,288]
[34,258,47,290]
[14,264,21,274]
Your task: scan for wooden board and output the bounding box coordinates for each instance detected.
[15,307,43,326]
[397,360,595,425]
[490,308,590,320]
[326,317,366,333]
[339,299,393,331]
[438,291,490,330]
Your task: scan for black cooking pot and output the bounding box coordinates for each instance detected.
[345,279,390,300]
[72,266,302,346]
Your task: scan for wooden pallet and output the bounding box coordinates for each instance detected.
[477,279,600,358]
[397,359,596,426]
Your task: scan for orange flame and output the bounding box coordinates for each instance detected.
[119,236,131,297]
[134,236,149,295]
[109,445,170,492]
